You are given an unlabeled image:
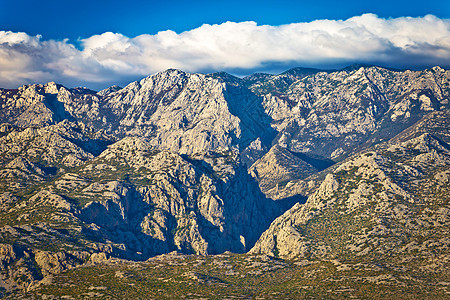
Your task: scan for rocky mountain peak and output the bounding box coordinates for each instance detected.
[44,81,60,94]
[97,85,122,97]
[0,65,449,297]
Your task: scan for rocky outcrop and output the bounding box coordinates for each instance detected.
[246,66,449,160]
[0,135,283,267]
[0,66,449,296]
[251,111,450,261]
[72,137,282,257]
[248,144,333,200]
[0,243,89,293]
[2,66,448,164]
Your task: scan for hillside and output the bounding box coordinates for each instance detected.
[0,65,449,298]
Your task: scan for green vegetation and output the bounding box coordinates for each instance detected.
[8,253,447,299]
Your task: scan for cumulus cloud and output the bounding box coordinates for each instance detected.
[0,14,449,89]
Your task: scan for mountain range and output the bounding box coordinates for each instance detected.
[0,65,449,298]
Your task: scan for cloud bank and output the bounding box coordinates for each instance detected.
[1,14,449,89]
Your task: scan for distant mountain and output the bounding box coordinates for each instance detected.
[0,65,448,297]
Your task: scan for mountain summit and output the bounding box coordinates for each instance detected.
[0,65,449,298]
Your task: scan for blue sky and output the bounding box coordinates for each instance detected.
[2,0,448,40]
[0,0,449,89]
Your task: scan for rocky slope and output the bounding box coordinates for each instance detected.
[248,144,333,200]
[244,66,449,200]
[0,65,449,296]
[247,66,449,160]
[0,137,283,292]
[251,109,449,266]
[0,70,274,155]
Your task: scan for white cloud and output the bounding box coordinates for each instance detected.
[0,14,449,89]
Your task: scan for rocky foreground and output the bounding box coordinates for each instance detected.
[0,65,449,298]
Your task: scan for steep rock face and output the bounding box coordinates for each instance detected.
[1,70,274,157]
[0,137,282,264]
[0,244,38,292]
[250,110,450,261]
[247,66,450,160]
[389,109,450,144]
[101,70,274,153]
[72,138,281,256]
[0,243,89,292]
[0,121,112,195]
[0,82,95,127]
[0,124,91,169]
[249,145,319,199]
[0,66,449,294]
[0,84,54,127]
[2,67,448,164]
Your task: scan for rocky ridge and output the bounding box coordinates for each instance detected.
[0,65,449,296]
[250,110,449,266]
